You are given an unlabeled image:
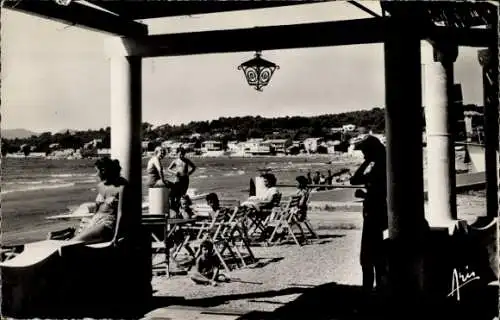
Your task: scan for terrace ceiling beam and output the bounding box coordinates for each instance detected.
[3,0,148,37]
[132,18,389,58]
[127,17,494,58]
[429,26,496,48]
[88,0,325,20]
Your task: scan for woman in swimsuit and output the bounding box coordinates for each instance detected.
[73,157,128,244]
[167,147,196,212]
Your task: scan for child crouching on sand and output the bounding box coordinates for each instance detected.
[190,240,228,286]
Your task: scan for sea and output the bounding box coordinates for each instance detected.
[1,155,359,245]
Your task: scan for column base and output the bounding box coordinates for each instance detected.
[428,219,462,236]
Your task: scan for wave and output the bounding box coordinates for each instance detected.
[4,177,97,186]
[48,173,91,178]
[195,175,210,179]
[222,170,245,177]
[1,183,77,195]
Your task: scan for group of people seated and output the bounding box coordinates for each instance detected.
[174,172,311,286]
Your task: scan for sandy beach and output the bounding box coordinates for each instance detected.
[144,193,487,319]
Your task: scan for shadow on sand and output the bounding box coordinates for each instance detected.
[147,281,498,320]
[150,286,310,309]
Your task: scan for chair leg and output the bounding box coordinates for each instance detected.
[232,241,247,267]
[294,221,306,242]
[286,222,301,246]
[214,243,232,273]
[304,220,319,239]
[241,236,256,263]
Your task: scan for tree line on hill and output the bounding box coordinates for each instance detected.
[1,105,482,156]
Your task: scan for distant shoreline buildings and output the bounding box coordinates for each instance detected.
[4,124,385,160]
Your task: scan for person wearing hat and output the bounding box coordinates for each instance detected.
[350,135,388,295]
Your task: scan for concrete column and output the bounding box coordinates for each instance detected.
[478,48,499,219]
[422,40,458,230]
[107,38,143,231]
[463,114,473,142]
[384,21,427,313]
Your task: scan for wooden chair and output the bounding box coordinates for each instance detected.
[178,207,237,272]
[266,195,304,246]
[217,206,256,268]
[246,192,282,239]
[292,190,319,242]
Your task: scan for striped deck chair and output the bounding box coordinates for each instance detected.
[217,206,256,268]
[293,189,319,241]
[246,192,282,239]
[266,195,304,246]
[182,207,239,272]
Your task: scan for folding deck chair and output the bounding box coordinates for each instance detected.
[246,192,282,239]
[180,207,238,273]
[266,195,318,246]
[217,206,256,268]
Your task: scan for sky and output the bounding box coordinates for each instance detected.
[1,1,485,133]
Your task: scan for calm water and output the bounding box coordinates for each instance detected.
[2,156,355,245]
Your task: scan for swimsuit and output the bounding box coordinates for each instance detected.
[147,159,162,187]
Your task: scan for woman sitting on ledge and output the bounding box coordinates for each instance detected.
[242,173,281,212]
[74,157,127,243]
[49,157,128,244]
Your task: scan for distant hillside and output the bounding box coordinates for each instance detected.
[1,129,38,139]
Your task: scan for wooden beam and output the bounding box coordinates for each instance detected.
[430,26,496,48]
[133,18,388,57]
[127,17,493,57]
[3,0,148,37]
[89,1,324,20]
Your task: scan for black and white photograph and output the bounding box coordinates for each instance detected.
[1,1,499,319]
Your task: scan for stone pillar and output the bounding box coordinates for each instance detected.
[384,21,427,315]
[478,48,499,220]
[107,38,143,232]
[464,113,473,142]
[422,40,459,230]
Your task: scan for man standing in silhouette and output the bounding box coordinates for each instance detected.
[350,135,388,296]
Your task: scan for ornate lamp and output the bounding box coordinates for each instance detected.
[54,0,72,5]
[238,51,279,92]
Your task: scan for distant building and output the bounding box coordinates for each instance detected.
[97,148,111,157]
[243,139,272,155]
[265,139,292,154]
[83,139,102,150]
[201,140,223,152]
[330,127,343,133]
[303,137,324,153]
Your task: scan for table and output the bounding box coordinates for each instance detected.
[142,215,198,277]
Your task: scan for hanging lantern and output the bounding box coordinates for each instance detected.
[238,51,279,92]
[54,0,72,6]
